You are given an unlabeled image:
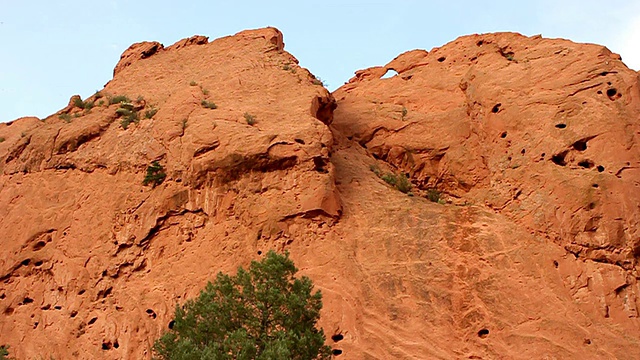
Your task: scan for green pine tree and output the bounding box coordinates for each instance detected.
[153,251,331,360]
[0,346,10,360]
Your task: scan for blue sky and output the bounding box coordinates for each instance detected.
[1,0,639,123]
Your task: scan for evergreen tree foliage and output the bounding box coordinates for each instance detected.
[153,251,331,360]
[143,161,166,187]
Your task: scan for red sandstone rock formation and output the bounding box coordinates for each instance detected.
[0,28,639,359]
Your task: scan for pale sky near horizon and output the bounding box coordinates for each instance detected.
[1,1,639,123]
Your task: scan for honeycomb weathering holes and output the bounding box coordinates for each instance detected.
[572,139,587,151]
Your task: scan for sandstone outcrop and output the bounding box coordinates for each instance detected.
[0,29,639,359]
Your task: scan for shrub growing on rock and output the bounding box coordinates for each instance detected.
[153,251,331,360]
[143,161,166,187]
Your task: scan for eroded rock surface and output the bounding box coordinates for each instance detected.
[0,29,639,359]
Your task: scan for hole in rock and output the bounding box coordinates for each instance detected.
[0,293,5,299]
[578,160,594,168]
[551,151,568,166]
[114,341,119,349]
[492,103,501,113]
[597,165,605,172]
[146,309,157,319]
[41,304,50,310]
[21,259,31,266]
[597,90,602,95]
[332,334,344,342]
[381,69,399,79]
[521,149,526,155]
[572,140,587,151]
[588,202,597,210]
[88,317,98,325]
[476,40,484,46]
[33,241,47,251]
[54,305,62,310]
[22,297,34,304]
[34,260,43,267]
[437,56,446,62]
[78,289,86,295]
[33,321,39,329]
[606,88,617,99]
[584,338,592,345]
[332,349,343,356]
[553,260,559,268]
[500,132,507,138]
[313,157,329,173]
[257,250,262,255]
[294,138,305,145]
[607,81,612,85]
[168,320,175,329]
[70,310,78,318]
[478,329,490,338]
[592,184,599,188]
[4,307,14,315]
[555,123,566,129]
[102,342,111,350]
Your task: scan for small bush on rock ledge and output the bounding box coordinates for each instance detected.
[143,161,166,187]
[153,251,332,360]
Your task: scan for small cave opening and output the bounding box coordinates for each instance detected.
[476,40,484,46]
[553,260,559,268]
[34,260,43,267]
[520,149,526,155]
[492,103,501,113]
[21,259,31,267]
[500,132,507,139]
[294,138,305,145]
[437,56,446,62]
[578,160,594,168]
[88,317,98,325]
[54,305,62,310]
[332,334,344,342]
[70,310,78,318]
[478,329,490,338]
[257,250,262,255]
[332,349,343,356]
[168,320,175,329]
[32,241,47,251]
[22,297,34,305]
[380,69,399,79]
[146,309,157,319]
[572,139,587,151]
[102,342,112,350]
[592,183,599,188]
[597,165,605,172]
[606,88,618,100]
[551,151,568,166]
[114,341,119,349]
[313,157,329,174]
[555,123,566,129]
[78,289,86,295]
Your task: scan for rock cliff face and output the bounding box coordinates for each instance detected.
[1,28,639,359]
